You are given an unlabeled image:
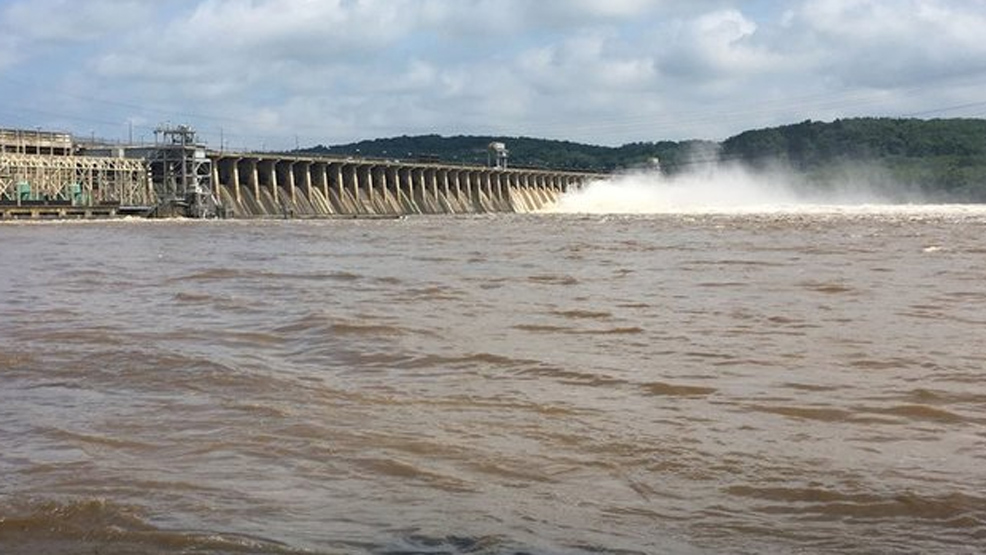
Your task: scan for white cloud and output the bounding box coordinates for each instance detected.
[99,0,410,74]
[2,0,985,147]
[658,9,783,81]
[0,0,149,71]
[1,0,149,42]
[788,0,986,87]
[523,0,662,23]
[518,32,655,92]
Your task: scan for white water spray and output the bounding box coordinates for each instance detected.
[542,161,966,215]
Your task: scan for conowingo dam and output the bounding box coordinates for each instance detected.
[0,125,603,219]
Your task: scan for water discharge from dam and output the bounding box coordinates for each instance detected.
[211,182,562,217]
[206,156,592,218]
[543,163,930,215]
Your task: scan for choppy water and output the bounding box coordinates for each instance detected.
[1,210,985,554]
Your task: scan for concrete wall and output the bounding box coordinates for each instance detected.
[211,153,599,218]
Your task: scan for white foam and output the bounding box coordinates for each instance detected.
[541,164,986,216]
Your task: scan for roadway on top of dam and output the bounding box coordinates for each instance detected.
[207,148,605,179]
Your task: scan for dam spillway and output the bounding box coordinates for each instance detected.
[210,152,600,217]
[1,125,603,219]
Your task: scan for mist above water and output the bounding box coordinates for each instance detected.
[543,161,945,215]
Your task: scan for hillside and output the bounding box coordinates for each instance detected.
[298,135,717,173]
[721,118,986,201]
[298,118,986,201]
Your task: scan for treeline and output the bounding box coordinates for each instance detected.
[721,118,986,201]
[299,118,986,201]
[298,134,721,173]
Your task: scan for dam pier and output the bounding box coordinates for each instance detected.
[1,125,602,219]
[211,152,593,217]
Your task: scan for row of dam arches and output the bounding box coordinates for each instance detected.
[211,155,601,217]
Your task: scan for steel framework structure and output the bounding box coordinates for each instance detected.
[150,125,216,217]
[0,152,153,207]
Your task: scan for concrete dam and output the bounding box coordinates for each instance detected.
[1,125,603,219]
[212,152,598,218]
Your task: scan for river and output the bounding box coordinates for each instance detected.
[1,208,984,554]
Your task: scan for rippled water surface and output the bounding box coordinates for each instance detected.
[1,212,985,554]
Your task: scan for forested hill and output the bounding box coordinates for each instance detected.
[298,118,986,200]
[721,118,986,200]
[297,134,717,173]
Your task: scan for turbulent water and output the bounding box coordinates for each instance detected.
[1,209,985,554]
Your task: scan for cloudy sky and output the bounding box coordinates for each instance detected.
[1,0,985,150]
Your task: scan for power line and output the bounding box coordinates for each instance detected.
[901,100,986,118]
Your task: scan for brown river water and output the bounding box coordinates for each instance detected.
[1,209,985,554]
